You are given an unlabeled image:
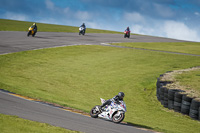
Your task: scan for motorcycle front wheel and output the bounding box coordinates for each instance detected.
[27,31,31,37]
[90,106,101,118]
[112,112,125,123]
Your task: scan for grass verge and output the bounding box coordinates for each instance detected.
[0,44,200,133]
[175,68,200,96]
[0,19,121,34]
[112,42,200,55]
[0,113,80,133]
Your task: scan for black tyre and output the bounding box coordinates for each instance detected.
[90,106,101,118]
[163,88,168,107]
[189,109,198,119]
[168,89,178,101]
[156,78,160,88]
[27,31,31,37]
[181,104,190,114]
[174,100,182,112]
[112,112,125,123]
[175,92,183,99]
[156,85,160,101]
[159,87,165,105]
[168,100,174,109]
[32,33,35,37]
[190,98,200,110]
[199,107,200,120]
[181,95,192,115]
[174,97,182,103]
[189,98,200,119]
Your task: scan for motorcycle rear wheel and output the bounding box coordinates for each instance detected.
[90,106,101,118]
[112,112,125,123]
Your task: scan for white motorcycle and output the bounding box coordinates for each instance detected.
[90,98,127,123]
[79,26,85,35]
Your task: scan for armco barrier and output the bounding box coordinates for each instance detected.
[157,72,200,121]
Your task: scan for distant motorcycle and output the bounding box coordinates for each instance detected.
[90,98,127,123]
[79,26,85,35]
[124,30,131,38]
[27,26,36,37]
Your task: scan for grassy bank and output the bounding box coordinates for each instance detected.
[0,19,121,34]
[0,114,80,133]
[175,68,200,95]
[0,44,200,133]
[112,42,200,55]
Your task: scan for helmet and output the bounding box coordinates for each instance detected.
[33,23,36,25]
[118,92,125,99]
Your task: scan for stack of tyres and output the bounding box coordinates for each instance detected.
[156,78,160,101]
[174,92,184,112]
[164,88,168,108]
[159,87,165,106]
[189,98,200,120]
[181,95,192,115]
[199,107,200,120]
[168,89,179,109]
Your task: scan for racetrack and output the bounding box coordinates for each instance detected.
[0,31,184,55]
[0,31,184,133]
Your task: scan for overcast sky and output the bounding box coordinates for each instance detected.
[0,0,200,42]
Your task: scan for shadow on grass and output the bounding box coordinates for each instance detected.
[99,118,155,132]
[125,122,154,131]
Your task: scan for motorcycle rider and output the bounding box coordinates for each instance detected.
[32,23,37,33]
[125,26,130,32]
[99,92,125,111]
[80,23,86,32]
[80,23,86,29]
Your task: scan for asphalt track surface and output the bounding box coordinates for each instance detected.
[0,31,184,55]
[0,31,186,133]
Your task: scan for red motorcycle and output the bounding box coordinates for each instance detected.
[124,30,131,38]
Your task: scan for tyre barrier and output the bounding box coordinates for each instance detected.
[168,89,179,109]
[156,76,200,121]
[158,87,165,105]
[199,107,200,120]
[164,87,168,108]
[181,95,192,115]
[174,92,184,112]
[189,98,200,120]
[156,78,160,101]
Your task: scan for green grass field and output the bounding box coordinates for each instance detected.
[175,69,200,96]
[0,19,121,34]
[112,42,200,55]
[0,19,200,133]
[0,114,80,133]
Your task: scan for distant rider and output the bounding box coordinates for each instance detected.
[125,27,130,32]
[99,92,125,111]
[80,23,86,32]
[32,23,37,33]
